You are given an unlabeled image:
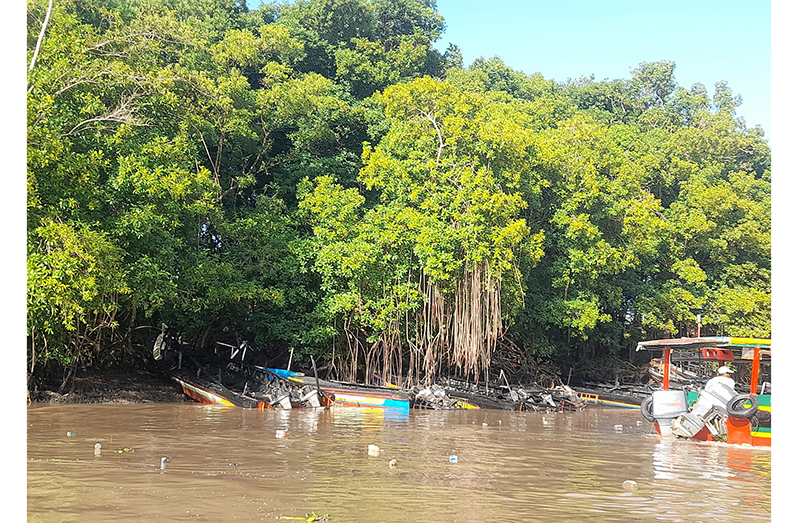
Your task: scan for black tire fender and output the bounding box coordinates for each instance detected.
[641,396,656,422]
[726,393,759,419]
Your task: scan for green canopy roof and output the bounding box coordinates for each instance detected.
[635,337,771,352]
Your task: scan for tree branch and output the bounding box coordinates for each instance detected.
[28,0,54,73]
[418,109,445,166]
[62,94,145,137]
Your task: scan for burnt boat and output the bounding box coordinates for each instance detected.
[431,376,589,411]
[173,359,330,409]
[154,330,407,411]
[168,363,261,408]
[154,339,329,409]
[570,381,652,409]
[408,385,481,409]
[286,373,411,412]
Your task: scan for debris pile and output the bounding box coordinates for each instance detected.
[518,384,589,412]
[409,385,466,410]
[411,377,589,412]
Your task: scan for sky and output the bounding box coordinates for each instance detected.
[243,0,772,137]
[432,0,771,138]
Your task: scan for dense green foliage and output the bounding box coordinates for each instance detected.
[27,0,770,390]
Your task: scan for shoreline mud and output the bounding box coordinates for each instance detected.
[27,369,187,405]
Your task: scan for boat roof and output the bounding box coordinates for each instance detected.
[635,336,771,352]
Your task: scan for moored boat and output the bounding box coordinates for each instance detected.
[168,364,255,407]
[570,381,651,409]
[154,337,329,409]
[168,360,331,409]
[573,390,644,409]
[433,376,589,411]
[636,337,771,446]
[287,374,411,412]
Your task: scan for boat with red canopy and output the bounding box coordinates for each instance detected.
[636,337,770,446]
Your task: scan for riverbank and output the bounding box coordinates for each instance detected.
[28,369,187,405]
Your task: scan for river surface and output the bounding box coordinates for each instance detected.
[27,404,771,522]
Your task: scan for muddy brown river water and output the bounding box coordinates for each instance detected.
[27,404,771,522]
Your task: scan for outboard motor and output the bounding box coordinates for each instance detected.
[300,388,322,408]
[671,381,737,438]
[642,390,689,436]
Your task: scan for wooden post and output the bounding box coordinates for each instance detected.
[663,348,671,390]
[750,348,761,395]
[311,355,323,404]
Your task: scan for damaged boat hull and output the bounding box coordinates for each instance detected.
[170,372,259,408]
[288,376,410,412]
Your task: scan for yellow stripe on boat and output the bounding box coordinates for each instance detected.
[175,378,236,406]
[596,399,640,409]
[727,337,771,347]
[578,394,639,409]
[333,393,386,406]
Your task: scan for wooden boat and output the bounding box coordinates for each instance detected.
[433,376,589,411]
[153,331,578,413]
[569,380,652,409]
[169,366,259,408]
[578,395,640,409]
[636,337,771,446]
[154,332,405,411]
[156,343,330,409]
[287,374,411,412]
[408,385,482,409]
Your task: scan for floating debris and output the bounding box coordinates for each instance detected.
[66,431,76,437]
[388,459,397,468]
[622,480,639,491]
[279,512,329,521]
[449,455,458,463]
[94,443,102,456]
[368,445,380,457]
[276,430,286,439]
[115,447,135,453]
